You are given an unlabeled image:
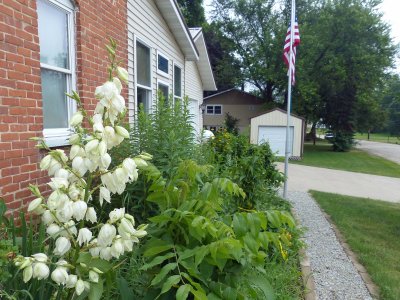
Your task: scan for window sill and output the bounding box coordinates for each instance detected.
[43,128,71,148]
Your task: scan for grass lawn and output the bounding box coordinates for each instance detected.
[291,142,400,178]
[355,132,400,144]
[310,191,400,300]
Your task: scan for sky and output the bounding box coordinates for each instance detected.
[203,0,400,70]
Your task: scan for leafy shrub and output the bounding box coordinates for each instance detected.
[224,112,239,135]
[330,131,354,151]
[207,130,284,210]
[129,94,195,177]
[125,160,298,299]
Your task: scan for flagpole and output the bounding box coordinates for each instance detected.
[283,0,296,199]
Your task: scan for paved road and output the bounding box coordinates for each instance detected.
[277,162,400,203]
[355,140,400,164]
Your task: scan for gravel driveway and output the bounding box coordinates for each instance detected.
[355,140,400,164]
[286,191,372,300]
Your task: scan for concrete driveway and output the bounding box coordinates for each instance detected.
[355,140,400,164]
[277,162,400,203]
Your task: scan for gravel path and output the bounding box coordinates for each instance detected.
[286,191,372,300]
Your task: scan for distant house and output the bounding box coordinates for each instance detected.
[0,0,216,213]
[203,89,265,133]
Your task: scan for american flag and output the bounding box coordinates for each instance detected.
[283,18,300,85]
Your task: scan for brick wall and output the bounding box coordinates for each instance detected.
[0,0,128,215]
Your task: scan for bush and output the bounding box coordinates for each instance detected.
[206,129,284,210]
[330,131,354,152]
[123,160,298,299]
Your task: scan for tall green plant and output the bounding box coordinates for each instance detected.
[128,160,297,299]
[129,94,196,177]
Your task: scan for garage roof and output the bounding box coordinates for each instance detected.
[251,108,305,120]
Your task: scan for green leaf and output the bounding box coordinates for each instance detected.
[140,253,175,270]
[151,263,177,286]
[250,276,275,300]
[159,275,181,295]
[88,258,112,273]
[176,284,191,300]
[117,276,134,300]
[88,280,104,300]
[77,252,92,264]
[194,246,209,267]
[144,239,174,257]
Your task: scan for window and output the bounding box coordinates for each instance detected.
[174,64,182,104]
[158,81,169,104]
[136,40,152,113]
[157,52,169,77]
[37,0,75,146]
[206,105,222,115]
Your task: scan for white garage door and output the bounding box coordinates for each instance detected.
[258,126,294,156]
[188,99,200,136]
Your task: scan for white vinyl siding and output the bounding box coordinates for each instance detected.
[127,0,185,120]
[185,60,203,130]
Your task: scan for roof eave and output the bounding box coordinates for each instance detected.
[192,31,217,91]
[155,0,199,61]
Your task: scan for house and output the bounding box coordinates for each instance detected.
[0,0,216,213]
[203,89,265,133]
[127,0,216,135]
[250,108,305,158]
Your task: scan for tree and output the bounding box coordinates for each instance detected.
[176,0,206,27]
[211,0,288,102]
[381,74,400,137]
[203,22,242,94]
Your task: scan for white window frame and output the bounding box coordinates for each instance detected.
[157,79,170,102]
[206,104,223,115]
[173,62,183,103]
[39,0,76,147]
[134,36,153,114]
[156,51,169,78]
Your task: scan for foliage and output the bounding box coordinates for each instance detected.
[311,191,400,300]
[211,0,287,102]
[176,0,206,27]
[128,94,195,177]
[224,112,239,135]
[329,130,354,152]
[210,0,396,148]
[208,130,284,210]
[132,160,298,299]
[203,22,243,94]
[380,74,400,137]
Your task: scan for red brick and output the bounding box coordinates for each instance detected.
[13,173,30,183]
[5,149,23,159]
[2,183,19,194]
[8,70,25,80]
[1,133,19,142]
[6,52,24,63]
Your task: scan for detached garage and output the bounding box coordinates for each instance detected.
[250,108,305,158]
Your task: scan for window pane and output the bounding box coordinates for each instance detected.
[158,83,169,102]
[137,87,151,113]
[158,55,168,74]
[206,106,213,114]
[37,0,69,69]
[137,42,151,87]
[41,69,69,128]
[174,65,181,97]
[214,106,222,115]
